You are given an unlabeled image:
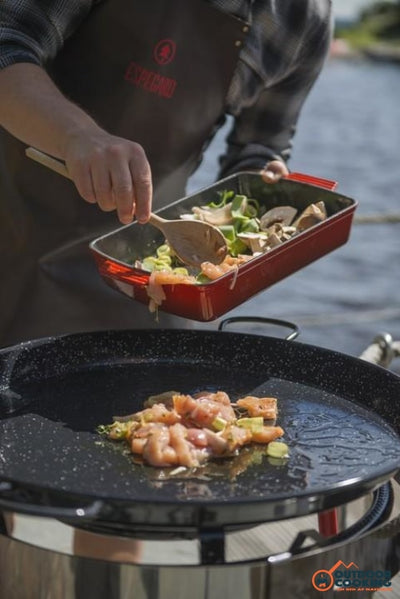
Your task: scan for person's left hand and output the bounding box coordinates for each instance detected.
[261,160,289,183]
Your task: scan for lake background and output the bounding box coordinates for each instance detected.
[187,3,400,368]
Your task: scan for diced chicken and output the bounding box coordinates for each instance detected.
[203,429,229,455]
[200,254,252,281]
[173,394,235,428]
[251,426,284,444]
[221,425,253,453]
[133,402,181,425]
[193,390,231,405]
[103,390,286,469]
[142,424,178,467]
[169,423,205,468]
[186,428,209,447]
[236,396,278,420]
[146,270,196,312]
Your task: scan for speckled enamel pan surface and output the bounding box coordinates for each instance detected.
[1,329,400,529]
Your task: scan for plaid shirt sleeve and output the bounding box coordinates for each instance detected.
[0,1,95,70]
[219,0,333,176]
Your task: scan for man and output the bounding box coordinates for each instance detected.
[0,0,332,347]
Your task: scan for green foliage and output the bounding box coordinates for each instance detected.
[336,1,400,48]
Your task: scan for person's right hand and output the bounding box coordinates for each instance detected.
[64,127,152,225]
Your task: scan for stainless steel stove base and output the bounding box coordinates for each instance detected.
[1,509,399,599]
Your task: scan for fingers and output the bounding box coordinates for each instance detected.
[130,154,152,224]
[261,160,289,184]
[108,149,135,224]
[91,157,114,213]
[65,134,152,224]
[71,162,97,205]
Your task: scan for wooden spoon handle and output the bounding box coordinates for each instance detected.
[26,147,164,227]
[25,147,71,180]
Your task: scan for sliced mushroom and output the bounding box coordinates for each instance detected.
[281,233,293,241]
[266,223,284,237]
[192,203,233,226]
[260,206,298,230]
[267,232,282,248]
[282,226,296,235]
[293,201,327,232]
[237,232,269,254]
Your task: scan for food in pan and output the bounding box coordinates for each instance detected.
[133,190,327,311]
[98,390,287,469]
[135,190,327,282]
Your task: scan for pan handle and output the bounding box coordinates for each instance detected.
[218,316,299,341]
[285,172,338,191]
[0,481,104,520]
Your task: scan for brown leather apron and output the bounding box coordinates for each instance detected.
[0,0,248,347]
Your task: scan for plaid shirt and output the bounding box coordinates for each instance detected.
[0,0,332,175]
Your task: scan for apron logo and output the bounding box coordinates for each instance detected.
[153,39,176,65]
[124,61,177,99]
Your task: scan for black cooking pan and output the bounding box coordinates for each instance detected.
[1,322,400,531]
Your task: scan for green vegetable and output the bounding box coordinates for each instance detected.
[156,244,171,257]
[196,273,212,284]
[231,195,248,220]
[173,267,190,276]
[228,237,248,257]
[236,417,264,432]
[142,257,158,271]
[239,218,260,234]
[212,416,228,431]
[219,225,236,242]
[208,189,235,208]
[154,263,172,271]
[246,198,260,217]
[266,441,289,459]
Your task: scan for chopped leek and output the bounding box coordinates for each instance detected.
[174,267,190,276]
[212,416,228,431]
[196,273,212,284]
[231,195,248,220]
[228,237,248,257]
[266,441,289,459]
[219,225,236,242]
[239,218,260,234]
[157,244,171,257]
[208,189,234,208]
[236,417,264,432]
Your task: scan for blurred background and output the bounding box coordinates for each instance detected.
[187,0,400,368]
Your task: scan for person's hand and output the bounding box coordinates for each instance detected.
[63,127,152,224]
[261,160,289,184]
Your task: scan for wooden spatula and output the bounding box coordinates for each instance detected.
[25,147,228,267]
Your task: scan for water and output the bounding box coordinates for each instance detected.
[187,56,400,365]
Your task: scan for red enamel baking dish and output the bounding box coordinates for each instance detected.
[90,171,357,321]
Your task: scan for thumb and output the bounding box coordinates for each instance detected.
[261,160,289,184]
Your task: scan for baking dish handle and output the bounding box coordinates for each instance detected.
[218,316,299,341]
[285,172,338,191]
[0,481,104,520]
